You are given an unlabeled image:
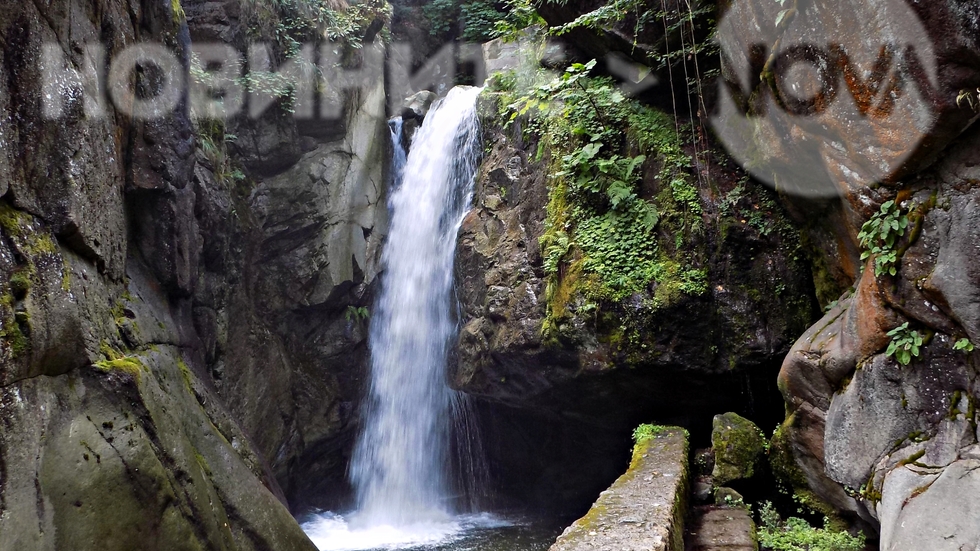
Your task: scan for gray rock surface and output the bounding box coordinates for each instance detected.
[776,94,980,549]
[685,507,758,551]
[0,0,393,542]
[0,345,316,551]
[549,427,689,551]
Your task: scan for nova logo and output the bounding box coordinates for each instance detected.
[711,0,939,198]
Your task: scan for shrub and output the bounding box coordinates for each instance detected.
[757,503,865,551]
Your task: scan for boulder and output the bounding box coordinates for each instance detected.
[400,90,438,120]
[711,413,766,486]
[775,120,980,544]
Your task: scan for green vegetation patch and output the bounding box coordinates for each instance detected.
[492,60,707,342]
[885,322,923,366]
[632,423,668,444]
[858,199,908,277]
[95,342,145,382]
[757,501,865,551]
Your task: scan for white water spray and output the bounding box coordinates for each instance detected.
[349,86,485,528]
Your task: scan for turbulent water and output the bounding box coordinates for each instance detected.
[301,87,497,550]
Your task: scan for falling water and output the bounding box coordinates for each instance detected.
[388,117,407,189]
[350,86,485,527]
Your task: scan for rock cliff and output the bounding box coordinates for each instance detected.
[0,0,392,546]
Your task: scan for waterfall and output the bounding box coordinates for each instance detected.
[349,86,485,528]
[388,117,407,190]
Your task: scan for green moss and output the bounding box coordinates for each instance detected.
[632,423,667,445]
[2,314,30,358]
[0,202,59,257]
[9,270,31,299]
[94,356,144,382]
[899,449,926,467]
[171,0,185,22]
[61,261,71,292]
[1,278,30,359]
[0,202,28,238]
[177,356,194,390]
[770,417,849,525]
[711,412,766,485]
[770,418,816,496]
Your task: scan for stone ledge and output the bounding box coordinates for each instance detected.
[550,427,689,551]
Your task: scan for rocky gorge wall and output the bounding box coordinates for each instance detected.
[2,0,979,547]
[450,0,980,547]
[0,0,392,546]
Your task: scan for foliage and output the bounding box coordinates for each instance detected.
[632,423,667,444]
[232,0,389,116]
[242,0,389,46]
[857,199,909,277]
[423,0,508,42]
[546,0,718,88]
[423,0,460,35]
[757,510,865,551]
[195,120,246,186]
[492,0,545,41]
[494,59,707,341]
[954,337,975,352]
[759,501,781,530]
[345,305,370,324]
[886,322,923,366]
[461,1,507,42]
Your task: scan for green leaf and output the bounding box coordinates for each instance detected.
[954,338,975,352]
[775,8,790,26]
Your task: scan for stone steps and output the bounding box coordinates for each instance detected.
[685,506,758,551]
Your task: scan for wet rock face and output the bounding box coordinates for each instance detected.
[0,346,317,551]
[0,0,324,544]
[451,96,814,429]
[243,79,390,509]
[777,123,980,548]
[0,0,391,542]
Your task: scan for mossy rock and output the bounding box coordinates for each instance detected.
[711,412,765,486]
[713,486,744,507]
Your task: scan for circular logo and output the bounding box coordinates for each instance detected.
[711,0,938,198]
